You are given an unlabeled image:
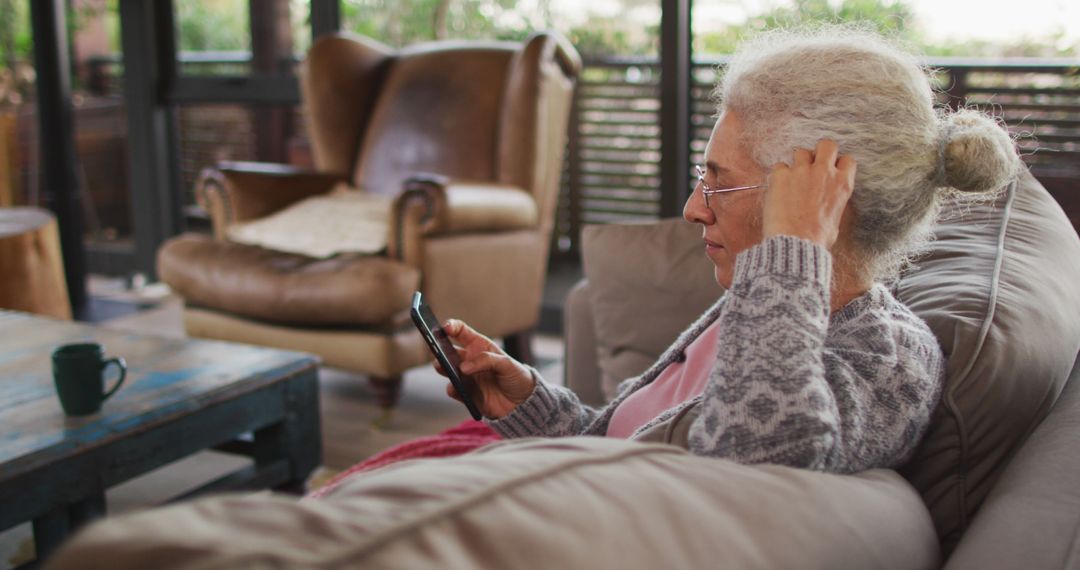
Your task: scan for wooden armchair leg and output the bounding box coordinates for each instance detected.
[503,331,534,365]
[369,375,403,429]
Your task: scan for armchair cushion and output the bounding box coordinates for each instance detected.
[158,233,419,327]
[226,185,392,258]
[198,162,349,238]
[47,438,939,570]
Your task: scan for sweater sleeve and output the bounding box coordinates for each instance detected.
[687,235,943,472]
[687,235,836,467]
[485,368,604,439]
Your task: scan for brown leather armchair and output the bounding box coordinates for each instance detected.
[157,32,580,419]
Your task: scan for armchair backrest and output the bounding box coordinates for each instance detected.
[300,32,580,234]
[300,34,391,178]
[354,45,513,196]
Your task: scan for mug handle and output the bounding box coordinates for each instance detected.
[101,357,127,401]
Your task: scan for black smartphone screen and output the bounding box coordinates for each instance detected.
[410,292,483,420]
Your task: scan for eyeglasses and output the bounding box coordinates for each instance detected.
[695,165,767,208]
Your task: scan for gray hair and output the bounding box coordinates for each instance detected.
[717,25,1020,280]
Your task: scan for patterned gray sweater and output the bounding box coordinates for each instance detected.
[488,235,945,473]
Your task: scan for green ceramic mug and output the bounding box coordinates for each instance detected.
[51,343,127,416]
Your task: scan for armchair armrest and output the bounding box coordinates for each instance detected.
[388,174,538,264]
[197,161,349,239]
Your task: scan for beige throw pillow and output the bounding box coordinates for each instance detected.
[227,184,391,258]
[581,218,722,399]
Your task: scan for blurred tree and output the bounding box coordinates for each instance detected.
[0,0,44,106]
[0,0,28,77]
[924,31,1080,58]
[176,1,250,51]
[694,0,1078,57]
[342,0,530,46]
[696,0,917,55]
[567,21,636,59]
[342,0,662,58]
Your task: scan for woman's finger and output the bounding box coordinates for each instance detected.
[768,162,788,183]
[433,347,469,377]
[837,154,857,181]
[444,319,498,352]
[446,382,462,402]
[814,139,840,168]
[460,350,515,377]
[793,147,813,167]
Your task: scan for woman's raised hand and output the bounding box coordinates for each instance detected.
[763,139,856,249]
[437,319,536,419]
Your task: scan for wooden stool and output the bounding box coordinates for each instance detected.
[0,207,71,319]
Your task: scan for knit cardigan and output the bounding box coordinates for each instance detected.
[488,235,946,473]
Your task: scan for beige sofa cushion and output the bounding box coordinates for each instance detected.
[47,438,938,570]
[581,218,721,399]
[943,356,1080,569]
[896,170,1080,552]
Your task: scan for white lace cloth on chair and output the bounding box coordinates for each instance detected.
[226,184,392,259]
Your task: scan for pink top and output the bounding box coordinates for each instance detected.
[606,318,722,438]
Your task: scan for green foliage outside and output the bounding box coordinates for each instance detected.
[176,1,251,52]
[694,0,916,55]
[340,0,661,57]
[691,0,1078,58]
[342,0,529,45]
[336,0,1079,59]
[0,0,33,106]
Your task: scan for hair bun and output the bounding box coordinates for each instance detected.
[938,109,1019,194]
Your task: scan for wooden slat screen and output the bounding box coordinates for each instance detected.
[554,58,1080,257]
[84,53,1080,252]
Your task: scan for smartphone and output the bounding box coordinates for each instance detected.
[410,291,483,420]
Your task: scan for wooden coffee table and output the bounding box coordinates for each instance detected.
[0,310,321,567]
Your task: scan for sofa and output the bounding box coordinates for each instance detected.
[44,170,1080,569]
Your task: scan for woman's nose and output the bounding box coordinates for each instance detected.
[684,182,714,224]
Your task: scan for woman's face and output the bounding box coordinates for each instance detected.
[683,111,768,288]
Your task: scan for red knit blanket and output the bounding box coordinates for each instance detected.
[307,419,501,498]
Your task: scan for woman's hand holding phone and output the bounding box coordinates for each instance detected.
[436,319,535,419]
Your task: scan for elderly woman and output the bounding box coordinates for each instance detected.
[441,27,1018,473]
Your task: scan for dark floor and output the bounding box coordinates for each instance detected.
[74,296,156,323]
[539,258,584,334]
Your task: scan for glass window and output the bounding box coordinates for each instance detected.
[178,103,309,202]
[174,0,310,76]
[176,0,251,75]
[0,0,35,210]
[341,0,660,57]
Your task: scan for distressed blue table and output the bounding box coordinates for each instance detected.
[0,310,321,567]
